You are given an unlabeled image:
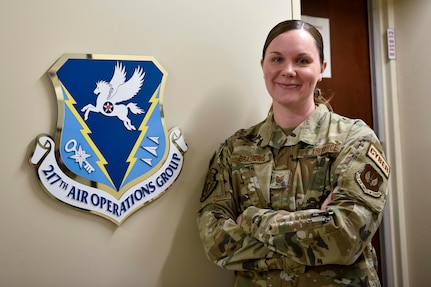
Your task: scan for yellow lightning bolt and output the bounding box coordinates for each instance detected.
[61,82,116,192]
[122,84,161,188]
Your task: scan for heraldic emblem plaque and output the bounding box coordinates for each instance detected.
[30,54,188,225]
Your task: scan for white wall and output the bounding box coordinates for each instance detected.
[393,0,431,286]
[0,1,293,286]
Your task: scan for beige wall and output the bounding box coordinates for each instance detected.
[0,1,293,286]
[393,0,431,286]
[4,0,428,286]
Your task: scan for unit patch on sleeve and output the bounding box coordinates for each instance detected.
[200,168,219,202]
[355,164,384,198]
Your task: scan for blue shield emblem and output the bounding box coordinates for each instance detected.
[31,54,187,225]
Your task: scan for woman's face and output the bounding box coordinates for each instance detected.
[261,29,326,110]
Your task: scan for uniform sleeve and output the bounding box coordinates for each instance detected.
[239,123,389,266]
[197,144,304,273]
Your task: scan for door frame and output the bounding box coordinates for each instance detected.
[368,0,409,286]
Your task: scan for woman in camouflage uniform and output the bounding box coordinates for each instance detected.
[197,20,389,287]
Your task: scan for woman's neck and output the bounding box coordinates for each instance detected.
[272,101,316,129]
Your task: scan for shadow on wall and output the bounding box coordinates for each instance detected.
[157,86,246,287]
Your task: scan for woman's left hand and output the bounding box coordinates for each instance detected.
[236,214,243,225]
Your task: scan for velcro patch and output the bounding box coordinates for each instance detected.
[231,154,268,164]
[367,144,390,178]
[200,168,218,202]
[269,170,291,189]
[297,143,340,158]
[355,164,383,198]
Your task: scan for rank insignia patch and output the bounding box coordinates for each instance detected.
[30,54,188,225]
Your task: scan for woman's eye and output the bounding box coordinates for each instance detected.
[272,57,283,63]
[297,58,309,65]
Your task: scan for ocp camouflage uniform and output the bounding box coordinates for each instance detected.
[197,104,389,287]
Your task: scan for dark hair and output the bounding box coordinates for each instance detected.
[262,20,324,64]
[262,20,332,109]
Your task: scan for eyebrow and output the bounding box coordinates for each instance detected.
[268,51,282,55]
[268,51,312,57]
[296,52,312,57]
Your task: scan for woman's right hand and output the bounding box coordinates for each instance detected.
[321,193,332,210]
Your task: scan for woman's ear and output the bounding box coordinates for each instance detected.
[321,61,328,74]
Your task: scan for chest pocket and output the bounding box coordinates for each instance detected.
[231,151,272,211]
[295,144,339,209]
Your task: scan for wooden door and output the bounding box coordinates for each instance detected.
[301,0,383,283]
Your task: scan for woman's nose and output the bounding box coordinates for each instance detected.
[281,63,296,77]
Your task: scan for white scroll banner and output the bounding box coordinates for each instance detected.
[31,128,187,225]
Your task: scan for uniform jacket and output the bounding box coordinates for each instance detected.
[197,104,389,287]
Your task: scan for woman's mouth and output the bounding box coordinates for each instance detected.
[277,82,300,89]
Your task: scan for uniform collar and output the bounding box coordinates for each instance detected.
[258,104,330,148]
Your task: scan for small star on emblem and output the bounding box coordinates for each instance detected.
[69,145,91,168]
[103,101,114,113]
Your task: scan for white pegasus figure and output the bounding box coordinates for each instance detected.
[81,62,145,130]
